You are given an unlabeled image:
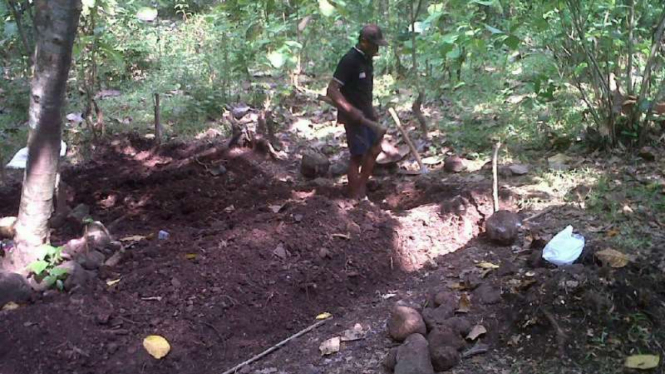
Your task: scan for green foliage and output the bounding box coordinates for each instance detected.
[28,245,68,290]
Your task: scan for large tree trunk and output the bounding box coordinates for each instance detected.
[5,0,82,275]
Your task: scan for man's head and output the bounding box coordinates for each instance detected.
[358,24,387,57]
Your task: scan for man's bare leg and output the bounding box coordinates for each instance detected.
[347,155,363,199]
[357,143,382,198]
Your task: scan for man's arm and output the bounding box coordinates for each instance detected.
[326,79,365,123]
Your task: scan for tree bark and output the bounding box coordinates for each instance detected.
[7,0,82,275]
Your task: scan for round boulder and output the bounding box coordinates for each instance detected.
[388,305,427,342]
[485,210,520,245]
[300,150,330,179]
[395,334,435,374]
[428,326,466,352]
[0,272,32,308]
[422,304,456,331]
[444,156,466,173]
[430,345,461,372]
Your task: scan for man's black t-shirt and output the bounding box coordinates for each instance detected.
[332,47,374,124]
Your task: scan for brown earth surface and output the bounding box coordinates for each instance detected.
[1,132,664,374]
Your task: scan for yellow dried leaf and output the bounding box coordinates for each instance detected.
[120,235,147,242]
[457,293,471,313]
[476,262,499,269]
[624,354,659,370]
[106,279,121,287]
[466,325,487,340]
[606,228,620,238]
[185,253,197,260]
[316,312,332,320]
[143,335,171,359]
[448,282,467,291]
[2,302,20,311]
[596,249,630,268]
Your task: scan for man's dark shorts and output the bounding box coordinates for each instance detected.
[344,122,377,156]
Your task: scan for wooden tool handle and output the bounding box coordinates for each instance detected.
[388,108,427,174]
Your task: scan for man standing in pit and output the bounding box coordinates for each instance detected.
[327,24,388,199]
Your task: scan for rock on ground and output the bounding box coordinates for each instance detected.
[444,156,465,173]
[428,326,466,352]
[394,334,435,374]
[432,291,457,308]
[485,210,520,245]
[388,305,427,342]
[57,261,96,291]
[382,348,398,371]
[300,150,330,179]
[77,250,106,270]
[473,283,502,305]
[422,304,456,331]
[329,159,349,177]
[0,271,32,308]
[443,317,472,337]
[429,345,460,372]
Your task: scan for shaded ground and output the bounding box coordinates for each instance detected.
[1,129,665,374]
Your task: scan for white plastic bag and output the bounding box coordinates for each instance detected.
[542,225,585,266]
[6,141,67,169]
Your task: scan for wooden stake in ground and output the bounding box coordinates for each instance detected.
[388,108,428,174]
[154,93,163,144]
[220,318,329,374]
[492,141,502,213]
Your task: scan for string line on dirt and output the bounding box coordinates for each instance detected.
[220,318,330,374]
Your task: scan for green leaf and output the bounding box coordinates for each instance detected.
[82,0,95,9]
[284,40,303,49]
[484,24,504,35]
[470,0,497,6]
[267,51,286,68]
[574,62,588,76]
[503,35,521,50]
[137,7,158,22]
[318,0,335,17]
[49,267,70,278]
[29,261,49,276]
[3,22,17,39]
[42,275,57,288]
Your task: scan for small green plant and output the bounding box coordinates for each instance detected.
[29,245,69,290]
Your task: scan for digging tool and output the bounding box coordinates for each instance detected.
[388,108,428,174]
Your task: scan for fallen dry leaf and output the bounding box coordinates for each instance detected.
[106,279,121,287]
[448,282,468,291]
[143,335,171,359]
[185,253,197,260]
[606,228,620,238]
[596,248,630,268]
[467,325,487,341]
[119,235,147,242]
[340,324,366,342]
[316,312,332,320]
[624,354,660,370]
[268,204,286,214]
[332,233,351,240]
[2,302,20,311]
[319,337,341,356]
[457,293,472,313]
[476,262,499,270]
